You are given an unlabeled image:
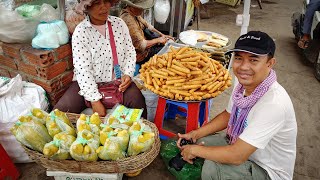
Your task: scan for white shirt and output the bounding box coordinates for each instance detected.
[227,82,297,180]
[72,16,136,102]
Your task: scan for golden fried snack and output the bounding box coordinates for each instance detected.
[139,47,232,101]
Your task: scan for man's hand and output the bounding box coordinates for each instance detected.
[177,131,198,149]
[181,145,197,164]
[91,100,106,117]
[119,75,131,92]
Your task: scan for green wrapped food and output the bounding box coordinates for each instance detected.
[11,120,52,152]
[43,132,76,160]
[46,109,76,137]
[30,108,49,124]
[127,122,155,156]
[96,138,125,160]
[70,130,99,161]
[76,114,100,135]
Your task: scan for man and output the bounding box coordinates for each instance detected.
[177,31,297,180]
[298,0,320,49]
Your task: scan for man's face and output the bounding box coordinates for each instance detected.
[87,0,111,22]
[232,51,275,90]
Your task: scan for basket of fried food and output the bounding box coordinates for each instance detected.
[139,46,232,101]
[16,108,160,173]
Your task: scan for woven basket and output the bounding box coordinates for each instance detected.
[23,112,161,173]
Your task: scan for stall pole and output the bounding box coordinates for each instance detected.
[169,0,177,36]
[177,0,184,36]
[228,0,251,88]
[57,0,66,20]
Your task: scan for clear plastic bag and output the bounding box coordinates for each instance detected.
[76,113,101,135]
[70,130,99,161]
[32,20,69,49]
[46,109,76,138]
[96,138,126,160]
[0,4,59,43]
[11,120,52,152]
[104,104,144,126]
[43,132,76,160]
[127,121,155,156]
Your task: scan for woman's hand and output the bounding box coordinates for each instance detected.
[91,100,106,116]
[181,145,197,164]
[162,34,175,41]
[176,130,198,149]
[157,36,168,45]
[119,75,131,92]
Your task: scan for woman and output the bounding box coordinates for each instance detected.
[53,0,147,118]
[120,0,174,65]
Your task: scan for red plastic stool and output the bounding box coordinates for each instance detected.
[154,97,210,139]
[0,144,20,180]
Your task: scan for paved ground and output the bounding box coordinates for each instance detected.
[15,0,320,179]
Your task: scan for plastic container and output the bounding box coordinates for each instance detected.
[141,90,158,121]
[46,171,123,180]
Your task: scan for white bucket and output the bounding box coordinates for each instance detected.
[141,90,158,121]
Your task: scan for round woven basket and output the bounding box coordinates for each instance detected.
[23,112,161,173]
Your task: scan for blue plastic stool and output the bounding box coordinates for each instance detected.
[154,97,211,140]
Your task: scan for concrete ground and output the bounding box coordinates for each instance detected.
[15,0,320,179]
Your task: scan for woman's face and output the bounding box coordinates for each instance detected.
[87,0,111,24]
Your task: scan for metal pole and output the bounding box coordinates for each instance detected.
[170,0,176,37]
[177,0,183,36]
[57,0,66,20]
[240,0,251,35]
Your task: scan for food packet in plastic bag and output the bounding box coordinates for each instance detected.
[160,139,204,180]
[70,130,99,161]
[15,4,41,18]
[46,109,76,137]
[76,113,101,135]
[43,132,76,160]
[11,120,52,152]
[96,137,126,160]
[100,124,129,150]
[127,122,155,156]
[29,108,49,124]
[104,104,143,126]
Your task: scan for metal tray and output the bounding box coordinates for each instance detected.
[157,41,188,55]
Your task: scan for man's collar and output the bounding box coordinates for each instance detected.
[83,15,112,28]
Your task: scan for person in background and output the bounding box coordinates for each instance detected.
[120,0,174,65]
[53,0,147,118]
[298,0,320,49]
[177,31,297,180]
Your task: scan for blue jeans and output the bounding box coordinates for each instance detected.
[303,0,320,35]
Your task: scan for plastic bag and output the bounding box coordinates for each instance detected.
[32,20,69,49]
[96,138,126,160]
[46,109,76,137]
[0,4,59,43]
[104,104,144,126]
[154,0,170,24]
[70,130,99,161]
[15,4,41,18]
[0,75,49,162]
[100,123,129,150]
[76,113,101,135]
[11,120,52,152]
[127,121,155,156]
[160,139,204,180]
[43,132,76,160]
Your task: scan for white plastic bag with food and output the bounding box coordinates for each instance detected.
[154,0,170,24]
[0,4,59,43]
[0,75,49,162]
